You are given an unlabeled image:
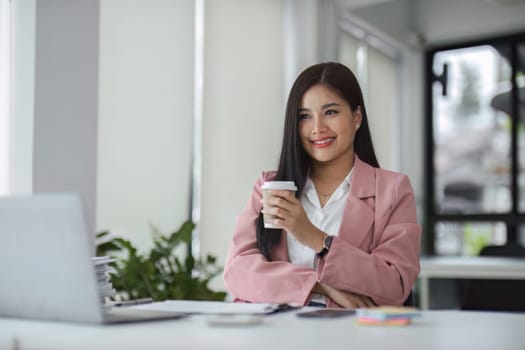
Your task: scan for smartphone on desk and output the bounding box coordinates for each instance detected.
[297,308,356,318]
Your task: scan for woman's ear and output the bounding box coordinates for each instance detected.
[354,106,363,129]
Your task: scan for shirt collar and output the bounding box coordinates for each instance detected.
[303,167,354,205]
[331,168,353,202]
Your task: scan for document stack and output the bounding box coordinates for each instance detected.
[92,256,116,304]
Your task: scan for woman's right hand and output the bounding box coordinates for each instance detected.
[315,282,377,309]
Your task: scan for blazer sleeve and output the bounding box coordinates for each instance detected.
[317,174,421,306]
[223,173,318,306]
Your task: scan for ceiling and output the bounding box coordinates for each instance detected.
[336,0,525,10]
[334,0,525,47]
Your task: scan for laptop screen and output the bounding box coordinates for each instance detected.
[0,193,103,323]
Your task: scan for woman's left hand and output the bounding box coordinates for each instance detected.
[261,190,324,250]
[320,283,377,309]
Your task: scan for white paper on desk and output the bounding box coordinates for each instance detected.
[134,300,277,315]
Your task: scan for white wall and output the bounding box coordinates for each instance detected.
[97,0,194,250]
[365,46,399,171]
[97,0,285,293]
[200,0,284,290]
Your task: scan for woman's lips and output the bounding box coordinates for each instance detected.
[311,137,335,148]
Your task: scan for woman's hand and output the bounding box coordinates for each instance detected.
[261,190,324,251]
[316,283,377,309]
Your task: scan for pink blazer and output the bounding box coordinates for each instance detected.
[223,156,422,307]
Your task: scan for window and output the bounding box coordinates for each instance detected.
[425,33,525,255]
[0,0,11,196]
[337,14,402,171]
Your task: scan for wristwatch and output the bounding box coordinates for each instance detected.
[316,235,334,259]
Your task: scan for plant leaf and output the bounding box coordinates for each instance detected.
[96,220,225,302]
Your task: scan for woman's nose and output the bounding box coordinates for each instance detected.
[312,116,327,134]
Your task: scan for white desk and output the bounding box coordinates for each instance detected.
[419,256,525,309]
[1,308,525,350]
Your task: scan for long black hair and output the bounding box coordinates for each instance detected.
[256,62,379,260]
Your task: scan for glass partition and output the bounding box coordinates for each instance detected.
[427,33,525,255]
[433,45,512,214]
[435,221,506,256]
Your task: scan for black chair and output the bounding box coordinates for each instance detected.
[461,244,525,311]
[403,290,414,307]
[479,244,525,258]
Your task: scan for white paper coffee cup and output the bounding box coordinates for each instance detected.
[261,181,297,229]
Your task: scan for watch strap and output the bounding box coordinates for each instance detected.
[316,235,333,259]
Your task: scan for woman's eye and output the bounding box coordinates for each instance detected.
[325,109,338,116]
[298,114,310,120]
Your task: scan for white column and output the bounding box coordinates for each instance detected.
[10,0,36,196]
[31,0,100,231]
[282,0,319,94]
[0,0,11,195]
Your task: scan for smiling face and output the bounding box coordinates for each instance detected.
[298,84,362,167]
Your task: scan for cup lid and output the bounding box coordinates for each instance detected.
[261,181,297,191]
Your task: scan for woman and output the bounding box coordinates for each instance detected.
[223,62,421,308]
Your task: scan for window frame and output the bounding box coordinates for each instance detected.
[424,32,525,255]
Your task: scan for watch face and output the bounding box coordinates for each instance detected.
[324,235,334,248]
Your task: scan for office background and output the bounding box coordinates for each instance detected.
[2,0,525,294]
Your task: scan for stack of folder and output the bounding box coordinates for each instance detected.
[92,256,116,304]
[356,307,422,326]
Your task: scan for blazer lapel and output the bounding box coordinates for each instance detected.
[337,156,376,248]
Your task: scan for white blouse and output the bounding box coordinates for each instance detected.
[286,169,353,304]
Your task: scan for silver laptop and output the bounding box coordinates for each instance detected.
[0,193,187,324]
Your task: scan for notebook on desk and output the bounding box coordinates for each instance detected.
[0,193,187,324]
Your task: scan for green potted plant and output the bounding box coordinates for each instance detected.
[96,220,226,302]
